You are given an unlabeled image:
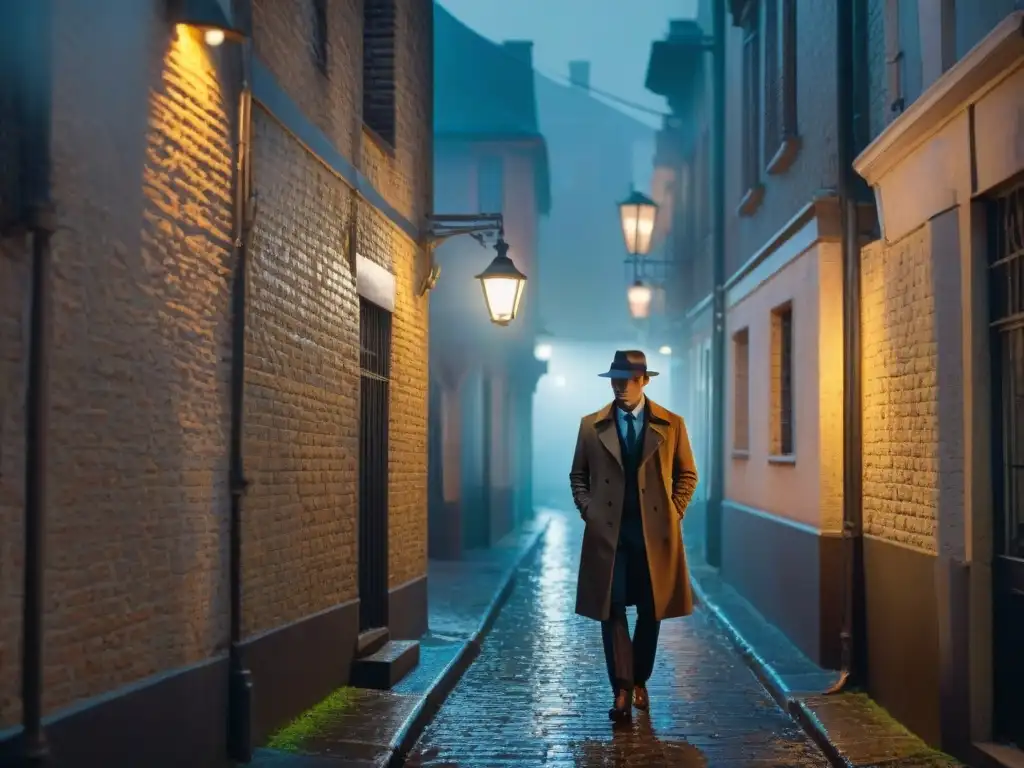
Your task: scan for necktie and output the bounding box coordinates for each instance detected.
[625,413,636,452]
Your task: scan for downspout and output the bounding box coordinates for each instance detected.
[227,0,255,760]
[830,0,870,694]
[706,0,727,569]
[17,0,55,763]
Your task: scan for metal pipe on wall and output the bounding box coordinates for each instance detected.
[831,0,870,694]
[14,0,56,763]
[227,0,256,758]
[706,0,727,569]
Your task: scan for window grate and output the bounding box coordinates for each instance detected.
[362,0,397,146]
[990,179,1024,560]
[770,303,794,456]
[358,298,392,631]
[733,329,750,452]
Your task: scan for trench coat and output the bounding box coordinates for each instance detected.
[569,399,699,622]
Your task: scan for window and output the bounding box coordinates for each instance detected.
[312,0,328,74]
[763,0,799,174]
[362,0,397,146]
[476,155,504,213]
[770,303,794,457]
[739,2,763,214]
[884,0,905,119]
[733,328,750,454]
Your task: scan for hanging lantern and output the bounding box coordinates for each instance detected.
[627,280,653,319]
[475,237,527,326]
[617,189,658,256]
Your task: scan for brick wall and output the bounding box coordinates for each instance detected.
[860,228,938,553]
[243,0,430,636]
[0,3,235,727]
[0,239,26,728]
[242,112,360,635]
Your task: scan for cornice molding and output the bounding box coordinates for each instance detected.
[854,11,1024,186]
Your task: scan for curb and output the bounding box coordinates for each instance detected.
[688,573,853,768]
[385,517,552,767]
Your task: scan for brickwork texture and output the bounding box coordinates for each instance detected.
[860,229,939,553]
[1,2,235,727]
[0,0,431,729]
[244,0,430,636]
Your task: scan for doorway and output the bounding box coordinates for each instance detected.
[988,178,1024,748]
[359,298,392,632]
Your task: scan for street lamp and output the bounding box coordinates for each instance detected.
[170,0,245,46]
[419,213,528,327]
[476,237,527,326]
[627,280,653,320]
[618,189,659,256]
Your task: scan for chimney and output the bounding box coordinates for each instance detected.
[503,40,534,66]
[569,60,590,90]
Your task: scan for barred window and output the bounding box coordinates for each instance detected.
[733,328,750,453]
[770,302,794,457]
[363,0,397,146]
[763,0,798,173]
[740,2,761,195]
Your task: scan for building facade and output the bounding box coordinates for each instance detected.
[652,0,1024,762]
[0,0,432,766]
[429,4,549,558]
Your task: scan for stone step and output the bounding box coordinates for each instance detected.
[350,640,420,690]
[355,626,390,659]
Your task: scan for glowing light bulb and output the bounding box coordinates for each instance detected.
[659,345,672,356]
[204,28,226,46]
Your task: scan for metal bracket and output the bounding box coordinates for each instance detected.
[418,213,504,297]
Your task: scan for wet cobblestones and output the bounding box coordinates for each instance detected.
[408,511,831,767]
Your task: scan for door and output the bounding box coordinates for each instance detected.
[989,178,1024,748]
[359,298,391,632]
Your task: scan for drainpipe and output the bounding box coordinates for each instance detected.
[13,0,56,764]
[227,1,255,760]
[830,0,870,693]
[706,0,727,569]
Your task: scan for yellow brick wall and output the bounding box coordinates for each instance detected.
[242,111,361,636]
[861,228,939,553]
[0,7,234,726]
[244,0,430,631]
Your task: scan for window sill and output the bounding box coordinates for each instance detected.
[362,123,396,158]
[732,449,750,460]
[736,184,765,218]
[768,454,796,465]
[766,135,802,176]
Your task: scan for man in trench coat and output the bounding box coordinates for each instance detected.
[569,349,699,721]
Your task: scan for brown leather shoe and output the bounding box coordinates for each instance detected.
[633,684,650,711]
[608,689,631,721]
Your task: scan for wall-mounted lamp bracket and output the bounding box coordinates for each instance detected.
[418,212,504,296]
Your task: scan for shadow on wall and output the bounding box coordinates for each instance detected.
[532,340,675,509]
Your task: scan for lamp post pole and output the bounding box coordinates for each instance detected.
[706,0,727,568]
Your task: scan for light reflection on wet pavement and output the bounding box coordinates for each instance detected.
[407,511,831,767]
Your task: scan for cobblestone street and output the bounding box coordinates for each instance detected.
[407,511,831,767]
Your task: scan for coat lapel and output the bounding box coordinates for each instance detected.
[640,400,670,467]
[595,404,622,468]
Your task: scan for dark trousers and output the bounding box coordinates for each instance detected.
[601,516,661,693]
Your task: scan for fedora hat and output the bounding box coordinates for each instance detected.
[598,349,659,379]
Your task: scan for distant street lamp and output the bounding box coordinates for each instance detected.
[476,237,527,326]
[534,341,553,362]
[618,189,659,256]
[627,280,653,320]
